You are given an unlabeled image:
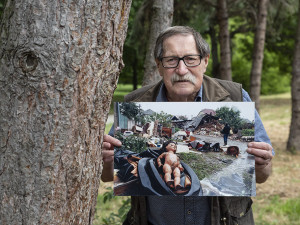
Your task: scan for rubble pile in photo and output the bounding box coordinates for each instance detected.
[194,121,223,135]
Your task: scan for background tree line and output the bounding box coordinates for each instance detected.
[121,0,295,97]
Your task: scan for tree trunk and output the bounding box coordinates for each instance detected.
[287,0,300,152]
[142,0,174,86]
[217,0,232,81]
[249,0,269,112]
[133,62,138,90]
[208,21,220,79]
[0,0,131,224]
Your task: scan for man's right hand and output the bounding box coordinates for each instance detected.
[101,134,122,182]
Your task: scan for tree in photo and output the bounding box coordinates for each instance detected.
[119,102,144,123]
[0,0,131,224]
[149,111,173,127]
[216,106,243,130]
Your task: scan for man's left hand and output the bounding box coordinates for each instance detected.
[246,142,273,183]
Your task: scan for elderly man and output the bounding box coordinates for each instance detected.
[101,26,273,225]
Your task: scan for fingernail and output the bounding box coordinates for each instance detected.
[248,143,253,147]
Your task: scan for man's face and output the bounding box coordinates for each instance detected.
[156,34,209,102]
[166,142,177,153]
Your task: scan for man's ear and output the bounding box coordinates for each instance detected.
[155,59,160,68]
[203,54,210,66]
[155,59,163,77]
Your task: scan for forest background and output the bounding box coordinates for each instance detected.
[118,0,293,95]
[96,0,300,224]
[0,0,299,224]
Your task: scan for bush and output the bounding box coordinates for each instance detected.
[96,187,131,225]
[241,129,254,136]
[115,132,148,153]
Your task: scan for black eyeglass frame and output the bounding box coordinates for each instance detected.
[160,54,202,68]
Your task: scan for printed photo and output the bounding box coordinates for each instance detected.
[113,102,255,196]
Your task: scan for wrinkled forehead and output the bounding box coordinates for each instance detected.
[162,34,198,56]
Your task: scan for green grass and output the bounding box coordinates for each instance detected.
[253,195,300,225]
[94,187,130,225]
[109,84,141,114]
[113,84,141,100]
[114,84,139,93]
[178,152,231,180]
[105,122,113,135]
[259,98,291,123]
[260,92,291,99]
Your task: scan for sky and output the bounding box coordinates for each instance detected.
[134,102,255,121]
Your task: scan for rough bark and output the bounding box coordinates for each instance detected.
[133,61,138,90]
[0,0,131,224]
[142,0,174,86]
[249,0,269,112]
[208,21,220,79]
[217,0,232,81]
[287,0,300,152]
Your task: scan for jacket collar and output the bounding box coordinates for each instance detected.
[202,75,231,102]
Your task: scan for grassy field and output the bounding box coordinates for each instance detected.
[94,90,300,225]
[253,92,300,225]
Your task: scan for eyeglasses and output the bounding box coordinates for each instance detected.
[160,55,202,68]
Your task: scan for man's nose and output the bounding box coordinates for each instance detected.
[176,59,189,75]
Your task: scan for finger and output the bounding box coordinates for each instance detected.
[247,147,273,160]
[246,142,273,168]
[103,155,114,163]
[248,149,273,168]
[248,142,272,151]
[103,134,122,147]
[254,155,271,165]
[247,142,273,157]
[247,149,272,172]
[102,150,114,163]
[102,141,112,149]
[103,149,114,157]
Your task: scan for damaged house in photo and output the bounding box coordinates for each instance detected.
[113,102,255,197]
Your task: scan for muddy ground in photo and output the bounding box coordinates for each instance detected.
[177,135,255,196]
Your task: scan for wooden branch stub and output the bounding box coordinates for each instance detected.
[19,52,38,73]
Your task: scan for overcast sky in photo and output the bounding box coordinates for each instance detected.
[135,102,255,121]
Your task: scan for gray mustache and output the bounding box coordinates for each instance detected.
[171,73,197,85]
